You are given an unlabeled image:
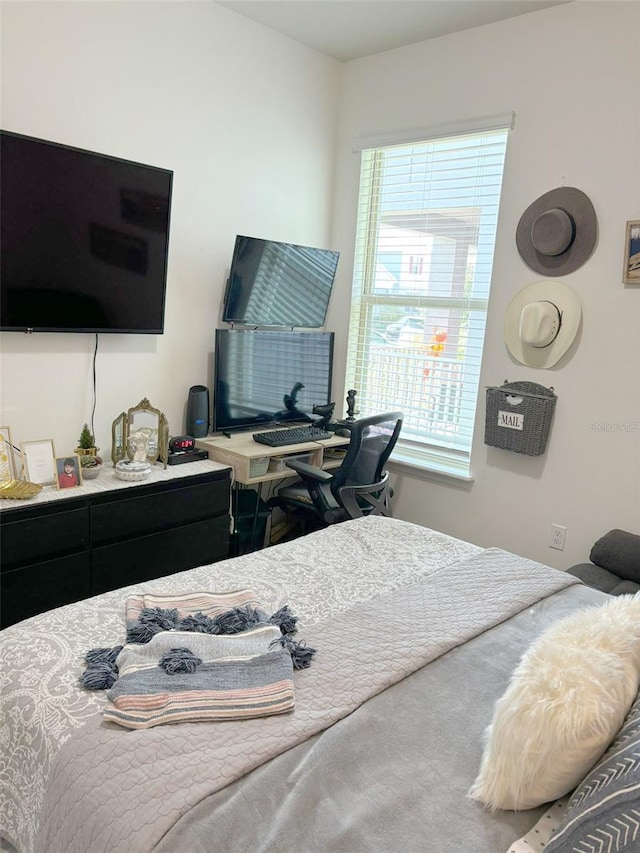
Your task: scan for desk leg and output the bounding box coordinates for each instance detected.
[231,485,269,555]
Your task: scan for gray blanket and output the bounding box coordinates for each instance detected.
[156,585,607,853]
[35,547,580,853]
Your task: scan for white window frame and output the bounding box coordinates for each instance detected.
[346,114,515,480]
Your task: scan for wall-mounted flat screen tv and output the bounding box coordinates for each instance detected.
[213,328,334,432]
[0,130,173,333]
[222,234,339,328]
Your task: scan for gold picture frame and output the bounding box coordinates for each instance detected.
[111,411,127,466]
[55,455,83,490]
[21,439,56,485]
[111,399,169,469]
[127,398,162,464]
[623,220,640,285]
[0,426,15,480]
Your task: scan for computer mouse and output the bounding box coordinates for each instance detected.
[334,427,351,438]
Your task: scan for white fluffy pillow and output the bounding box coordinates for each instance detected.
[469,594,640,811]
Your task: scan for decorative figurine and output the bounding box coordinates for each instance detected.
[76,423,99,458]
[346,389,358,421]
[129,427,155,462]
[312,402,335,429]
[114,427,154,481]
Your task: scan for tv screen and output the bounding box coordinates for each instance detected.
[0,131,172,333]
[222,234,339,328]
[214,329,334,432]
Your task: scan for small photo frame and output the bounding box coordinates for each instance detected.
[21,439,56,485]
[0,426,15,480]
[55,455,83,490]
[623,220,640,285]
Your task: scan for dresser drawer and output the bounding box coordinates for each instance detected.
[1,552,91,628]
[0,507,89,570]
[91,479,229,546]
[91,515,230,594]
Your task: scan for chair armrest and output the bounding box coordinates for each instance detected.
[285,459,334,483]
[567,563,622,594]
[338,471,391,519]
[589,529,640,583]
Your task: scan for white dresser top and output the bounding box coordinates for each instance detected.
[0,459,231,513]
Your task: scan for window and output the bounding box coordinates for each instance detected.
[346,116,512,478]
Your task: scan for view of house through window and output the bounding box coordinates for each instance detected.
[346,121,511,476]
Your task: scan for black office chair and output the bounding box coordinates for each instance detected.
[268,411,403,529]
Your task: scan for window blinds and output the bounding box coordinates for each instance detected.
[346,122,511,476]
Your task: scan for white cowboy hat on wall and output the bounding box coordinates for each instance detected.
[504,280,582,368]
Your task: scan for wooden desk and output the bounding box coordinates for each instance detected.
[195,430,349,486]
[195,430,350,553]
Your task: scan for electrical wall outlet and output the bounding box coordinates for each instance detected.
[549,523,567,551]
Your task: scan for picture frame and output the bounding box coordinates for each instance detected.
[21,439,56,485]
[55,454,83,490]
[622,220,640,285]
[0,426,15,480]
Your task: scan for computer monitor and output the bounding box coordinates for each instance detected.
[222,235,339,328]
[213,329,334,432]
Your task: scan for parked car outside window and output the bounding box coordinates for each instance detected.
[385,315,423,341]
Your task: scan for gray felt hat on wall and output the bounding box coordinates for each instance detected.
[516,186,598,276]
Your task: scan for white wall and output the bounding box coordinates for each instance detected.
[0,1,339,455]
[328,1,640,568]
[2,1,638,570]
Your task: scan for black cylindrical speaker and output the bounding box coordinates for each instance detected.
[186,385,209,438]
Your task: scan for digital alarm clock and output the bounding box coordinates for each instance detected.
[169,435,196,453]
[167,435,208,465]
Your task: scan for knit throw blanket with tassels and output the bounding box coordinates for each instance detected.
[81,589,314,730]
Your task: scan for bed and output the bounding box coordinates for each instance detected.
[0,515,627,853]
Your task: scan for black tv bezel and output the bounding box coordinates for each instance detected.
[0,129,173,335]
[222,234,339,329]
[213,327,335,433]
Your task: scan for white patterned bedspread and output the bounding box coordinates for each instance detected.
[0,517,480,853]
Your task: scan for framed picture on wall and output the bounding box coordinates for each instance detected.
[55,455,83,490]
[0,426,15,480]
[21,439,56,485]
[622,220,640,284]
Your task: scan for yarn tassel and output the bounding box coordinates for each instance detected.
[214,605,267,634]
[84,645,123,666]
[139,607,179,630]
[126,621,163,645]
[160,647,202,675]
[271,635,316,670]
[177,612,221,634]
[80,645,123,690]
[80,662,119,690]
[269,605,298,635]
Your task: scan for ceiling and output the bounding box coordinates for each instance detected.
[216,0,572,62]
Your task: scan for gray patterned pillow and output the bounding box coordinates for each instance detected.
[545,690,640,852]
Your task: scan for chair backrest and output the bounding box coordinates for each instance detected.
[329,411,403,499]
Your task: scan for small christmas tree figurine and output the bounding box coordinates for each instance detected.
[76,423,99,456]
[78,423,95,449]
